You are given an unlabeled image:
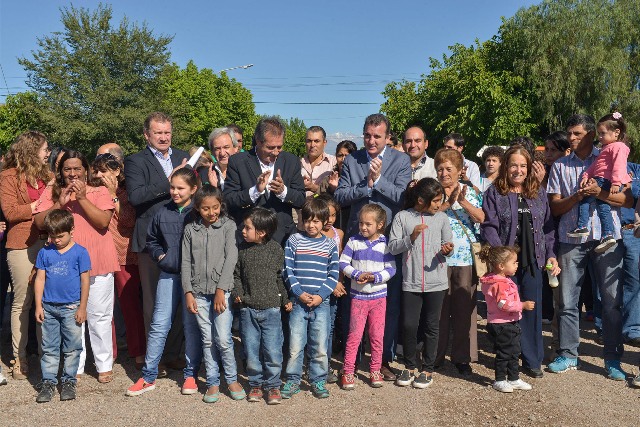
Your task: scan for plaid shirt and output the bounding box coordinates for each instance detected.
[547,147,621,244]
[148,145,174,178]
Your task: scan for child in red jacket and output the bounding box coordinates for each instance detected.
[479,245,535,393]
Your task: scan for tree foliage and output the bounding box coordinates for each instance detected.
[382,0,640,159]
[17,4,172,154]
[0,92,40,149]
[159,61,258,150]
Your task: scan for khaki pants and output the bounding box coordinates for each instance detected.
[7,240,45,360]
[436,265,478,365]
[138,252,183,361]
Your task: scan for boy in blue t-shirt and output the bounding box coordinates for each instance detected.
[34,209,90,403]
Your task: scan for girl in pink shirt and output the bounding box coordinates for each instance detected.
[569,112,629,253]
[479,245,535,393]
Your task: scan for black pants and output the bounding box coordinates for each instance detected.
[402,290,446,372]
[487,322,521,382]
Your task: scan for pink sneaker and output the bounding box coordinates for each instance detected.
[126,378,156,396]
[181,377,198,395]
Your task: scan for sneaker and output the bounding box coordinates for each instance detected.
[125,378,156,396]
[181,377,198,395]
[341,372,355,390]
[508,379,532,390]
[370,371,384,388]
[492,380,514,393]
[0,372,7,386]
[412,372,433,389]
[380,363,396,381]
[455,363,473,378]
[595,235,616,253]
[547,356,578,373]
[280,381,300,399]
[60,381,77,401]
[326,369,339,384]
[396,369,413,387]
[604,360,627,381]
[247,387,263,402]
[311,380,330,399]
[266,388,282,405]
[36,382,56,403]
[632,373,640,388]
[567,227,589,238]
[522,366,544,378]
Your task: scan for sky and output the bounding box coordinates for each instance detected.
[0,0,538,150]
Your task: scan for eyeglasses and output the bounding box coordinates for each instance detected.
[95,153,117,161]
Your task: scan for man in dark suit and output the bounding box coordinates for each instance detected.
[124,112,188,372]
[224,116,306,246]
[334,113,412,382]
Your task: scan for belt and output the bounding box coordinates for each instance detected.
[622,224,635,230]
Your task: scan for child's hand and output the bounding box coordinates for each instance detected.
[298,292,313,304]
[610,184,620,194]
[441,242,454,255]
[75,307,87,324]
[333,281,346,297]
[410,224,428,242]
[522,301,535,311]
[35,307,45,324]
[356,273,373,284]
[307,295,323,308]
[185,292,198,314]
[0,221,6,233]
[213,289,227,314]
[579,176,589,188]
[284,302,293,312]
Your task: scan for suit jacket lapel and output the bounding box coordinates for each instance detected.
[247,149,263,181]
[358,150,370,178]
[144,148,168,181]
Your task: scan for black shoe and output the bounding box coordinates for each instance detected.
[60,381,77,401]
[326,370,339,384]
[522,366,544,378]
[625,337,640,347]
[455,363,473,378]
[36,382,56,403]
[412,372,433,389]
[396,369,413,387]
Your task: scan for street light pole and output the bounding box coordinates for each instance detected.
[218,64,254,73]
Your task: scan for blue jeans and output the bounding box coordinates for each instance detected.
[187,292,237,387]
[241,307,283,389]
[514,267,543,369]
[622,228,640,340]
[142,272,199,383]
[577,177,615,237]
[557,242,624,360]
[286,298,330,384]
[40,301,83,385]
[382,255,403,363]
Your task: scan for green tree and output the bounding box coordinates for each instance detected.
[18,4,172,154]
[0,92,40,149]
[159,61,257,150]
[282,117,307,157]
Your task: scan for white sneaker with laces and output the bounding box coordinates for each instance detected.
[492,380,514,393]
[0,372,7,386]
[508,379,532,390]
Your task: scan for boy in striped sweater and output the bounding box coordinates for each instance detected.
[339,204,396,389]
[282,198,339,399]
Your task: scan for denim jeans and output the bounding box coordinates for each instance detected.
[40,301,83,385]
[241,306,283,389]
[187,292,237,387]
[286,298,330,384]
[622,228,640,340]
[557,242,624,360]
[577,177,615,237]
[182,295,202,383]
[142,272,194,383]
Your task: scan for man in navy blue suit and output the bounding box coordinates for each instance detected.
[335,113,411,381]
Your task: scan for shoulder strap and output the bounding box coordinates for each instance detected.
[450,207,474,245]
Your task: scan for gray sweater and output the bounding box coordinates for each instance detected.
[181,216,238,295]
[232,239,290,310]
[388,209,453,293]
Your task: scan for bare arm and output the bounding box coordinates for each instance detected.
[34,269,46,323]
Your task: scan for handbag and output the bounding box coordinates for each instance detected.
[450,208,487,278]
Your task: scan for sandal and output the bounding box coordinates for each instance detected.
[98,371,114,384]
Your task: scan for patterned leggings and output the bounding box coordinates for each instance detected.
[342,297,386,374]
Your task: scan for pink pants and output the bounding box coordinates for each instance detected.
[343,297,386,374]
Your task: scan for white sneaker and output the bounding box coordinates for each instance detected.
[492,380,514,393]
[0,372,7,386]
[508,379,532,390]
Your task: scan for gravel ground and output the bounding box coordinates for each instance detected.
[1,319,639,427]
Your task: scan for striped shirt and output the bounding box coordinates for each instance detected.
[547,147,621,244]
[339,234,396,300]
[148,145,174,178]
[284,233,339,300]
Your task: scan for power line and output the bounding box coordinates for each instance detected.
[0,65,12,97]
